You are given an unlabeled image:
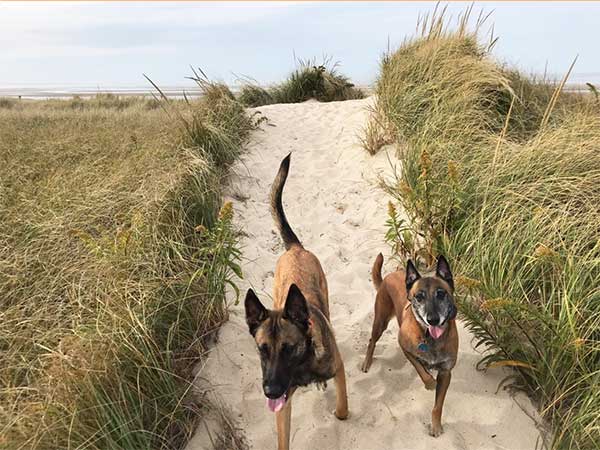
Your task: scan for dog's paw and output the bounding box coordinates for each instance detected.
[424,378,436,390]
[429,423,443,437]
[334,409,349,420]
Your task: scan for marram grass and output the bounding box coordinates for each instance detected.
[238,58,364,107]
[374,7,599,450]
[0,83,253,449]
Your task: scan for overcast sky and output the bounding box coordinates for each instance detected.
[1,1,599,88]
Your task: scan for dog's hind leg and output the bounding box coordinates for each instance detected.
[276,388,296,450]
[333,349,349,420]
[361,289,394,372]
[402,349,436,390]
[430,369,451,437]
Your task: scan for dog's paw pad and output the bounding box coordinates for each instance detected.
[429,424,443,437]
[334,409,349,420]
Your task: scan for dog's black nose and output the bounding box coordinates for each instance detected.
[427,315,441,326]
[263,382,286,399]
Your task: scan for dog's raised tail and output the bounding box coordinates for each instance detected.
[270,153,301,250]
[372,253,384,289]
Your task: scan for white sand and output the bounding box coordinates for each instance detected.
[187,98,543,450]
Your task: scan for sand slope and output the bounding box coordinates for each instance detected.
[187,98,543,450]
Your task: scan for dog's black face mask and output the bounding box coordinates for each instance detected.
[244,284,312,412]
[406,255,457,339]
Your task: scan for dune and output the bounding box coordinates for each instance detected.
[187,98,543,450]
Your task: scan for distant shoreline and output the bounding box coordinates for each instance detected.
[0,82,594,100]
[0,87,208,100]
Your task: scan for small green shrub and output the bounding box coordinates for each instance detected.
[238,58,364,106]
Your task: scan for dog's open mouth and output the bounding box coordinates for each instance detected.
[266,392,288,412]
[428,325,445,340]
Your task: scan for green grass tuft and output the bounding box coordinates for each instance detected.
[238,84,274,108]
[238,58,365,106]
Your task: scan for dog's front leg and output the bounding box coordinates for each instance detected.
[402,349,436,390]
[276,389,295,450]
[430,369,451,437]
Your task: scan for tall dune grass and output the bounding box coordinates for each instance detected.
[238,58,364,106]
[0,80,254,449]
[374,8,599,450]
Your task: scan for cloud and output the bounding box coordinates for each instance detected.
[1,1,598,85]
[0,1,303,60]
[0,1,301,32]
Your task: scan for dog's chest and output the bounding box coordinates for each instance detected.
[291,367,333,388]
[413,342,454,371]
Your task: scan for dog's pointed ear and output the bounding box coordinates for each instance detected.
[245,289,267,336]
[436,255,454,290]
[405,259,421,291]
[283,284,309,332]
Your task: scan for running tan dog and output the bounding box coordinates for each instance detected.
[361,254,458,437]
[244,153,348,450]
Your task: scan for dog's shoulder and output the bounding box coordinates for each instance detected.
[307,305,336,359]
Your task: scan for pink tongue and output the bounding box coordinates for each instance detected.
[428,325,444,340]
[266,395,286,413]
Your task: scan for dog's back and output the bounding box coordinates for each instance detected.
[270,154,330,318]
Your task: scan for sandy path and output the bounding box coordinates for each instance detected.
[188,98,542,450]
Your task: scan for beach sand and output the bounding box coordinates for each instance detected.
[187,98,543,450]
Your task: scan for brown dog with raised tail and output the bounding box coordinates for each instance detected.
[244,153,348,450]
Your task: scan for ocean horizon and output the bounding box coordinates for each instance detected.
[2,72,599,99]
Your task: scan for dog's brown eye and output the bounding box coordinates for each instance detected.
[436,289,446,300]
[414,291,425,302]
